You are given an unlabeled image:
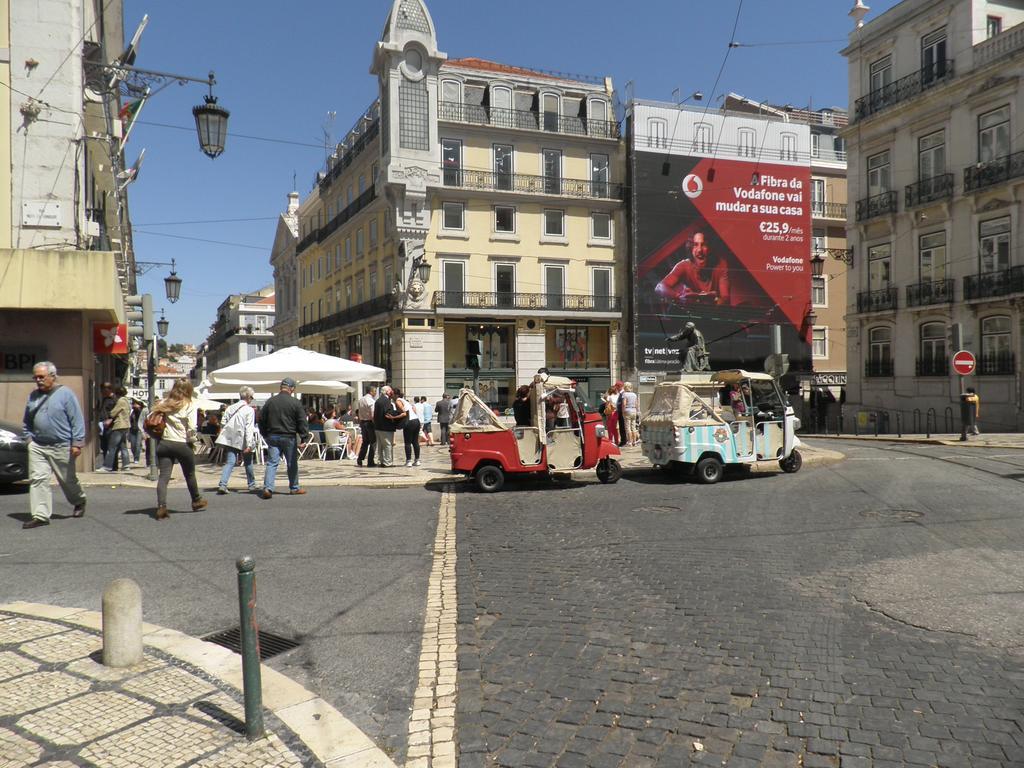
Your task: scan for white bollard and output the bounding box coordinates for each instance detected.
[102,578,143,667]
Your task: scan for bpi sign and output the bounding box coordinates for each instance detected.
[952,350,976,376]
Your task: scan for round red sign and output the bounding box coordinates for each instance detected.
[952,350,976,376]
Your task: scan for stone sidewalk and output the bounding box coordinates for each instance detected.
[77,441,844,491]
[804,432,1024,448]
[0,604,396,768]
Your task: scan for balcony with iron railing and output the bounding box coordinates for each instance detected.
[905,173,954,207]
[854,60,955,120]
[438,100,620,139]
[298,294,395,338]
[433,291,621,313]
[297,187,378,255]
[319,119,380,193]
[964,149,1024,193]
[864,359,894,377]
[906,278,953,307]
[979,351,1015,375]
[855,190,897,221]
[857,286,898,313]
[915,356,949,377]
[810,200,847,220]
[441,168,624,200]
[964,265,1024,300]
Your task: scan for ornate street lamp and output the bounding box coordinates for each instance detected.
[193,74,229,159]
[163,258,182,303]
[415,257,431,283]
[156,309,169,337]
[810,252,825,277]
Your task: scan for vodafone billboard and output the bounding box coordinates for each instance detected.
[628,101,813,372]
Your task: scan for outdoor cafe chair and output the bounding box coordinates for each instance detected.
[322,428,349,460]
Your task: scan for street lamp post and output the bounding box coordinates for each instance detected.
[135,258,182,303]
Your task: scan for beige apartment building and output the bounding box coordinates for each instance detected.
[285,0,625,408]
[844,0,1024,432]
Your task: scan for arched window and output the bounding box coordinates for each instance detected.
[981,315,1012,374]
[737,128,756,158]
[648,118,667,148]
[867,327,893,376]
[588,98,609,137]
[918,322,946,376]
[541,92,560,132]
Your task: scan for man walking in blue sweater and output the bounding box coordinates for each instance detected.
[22,361,87,529]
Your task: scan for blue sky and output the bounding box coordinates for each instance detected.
[122,0,900,345]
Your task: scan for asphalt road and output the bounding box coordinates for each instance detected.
[0,481,437,763]
[455,440,1024,767]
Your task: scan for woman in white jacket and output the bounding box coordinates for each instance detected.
[215,386,259,494]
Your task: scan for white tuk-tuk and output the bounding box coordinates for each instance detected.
[639,369,802,483]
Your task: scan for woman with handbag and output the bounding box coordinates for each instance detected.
[215,386,258,494]
[150,378,206,520]
[602,387,620,445]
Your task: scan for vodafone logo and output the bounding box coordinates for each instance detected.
[682,173,703,199]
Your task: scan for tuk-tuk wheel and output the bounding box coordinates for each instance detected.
[695,456,723,485]
[596,458,622,484]
[780,449,803,474]
[476,464,505,493]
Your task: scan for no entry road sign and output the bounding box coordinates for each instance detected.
[952,350,976,376]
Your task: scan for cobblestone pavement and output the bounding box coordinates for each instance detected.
[0,611,319,767]
[454,444,1024,768]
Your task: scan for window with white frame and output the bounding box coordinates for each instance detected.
[867,150,891,196]
[592,267,613,311]
[918,130,945,180]
[345,281,352,308]
[441,79,461,104]
[812,328,827,358]
[492,85,512,112]
[442,202,465,230]
[356,275,364,304]
[693,123,712,153]
[981,315,1011,364]
[869,56,892,95]
[591,212,611,240]
[919,231,947,281]
[781,132,797,161]
[442,260,465,294]
[812,227,825,253]
[810,133,820,158]
[812,276,826,306]
[356,227,365,256]
[543,209,565,237]
[979,216,1010,273]
[737,128,756,158]
[442,138,462,185]
[345,237,352,263]
[495,263,515,307]
[648,118,667,148]
[544,264,565,309]
[988,16,1003,38]
[494,144,513,191]
[591,153,610,197]
[369,270,377,298]
[494,205,515,233]
[542,149,561,194]
[868,243,891,292]
[919,322,946,367]
[869,326,892,368]
[589,98,608,126]
[369,219,378,248]
[541,92,560,132]
[979,105,1010,163]
[921,27,948,84]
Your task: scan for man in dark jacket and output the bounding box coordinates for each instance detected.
[435,393,453,445]
[373,386,399,467]
[259,378,311,498]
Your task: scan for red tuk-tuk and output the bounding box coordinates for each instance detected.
[449,375,622,492]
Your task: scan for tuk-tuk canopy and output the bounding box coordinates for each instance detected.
[711,369,774,385]
[450,388,507,433]
[642,381,725,428]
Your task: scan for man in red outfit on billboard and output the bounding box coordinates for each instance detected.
[654,232,730,306]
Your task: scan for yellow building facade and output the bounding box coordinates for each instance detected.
[290,0,626,408]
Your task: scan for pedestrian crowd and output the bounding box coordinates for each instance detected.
[18,365,460,527]
[600,380,640,447]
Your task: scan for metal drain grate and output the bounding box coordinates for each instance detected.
[202,627,301,660]
[860,509,924,523]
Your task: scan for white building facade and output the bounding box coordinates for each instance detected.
[844,0,1024,432]
[204,287,276,373]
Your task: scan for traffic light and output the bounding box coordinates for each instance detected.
[466,339,482,370]
[126,294,154,343]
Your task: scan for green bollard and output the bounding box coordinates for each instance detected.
[236,556,265,741]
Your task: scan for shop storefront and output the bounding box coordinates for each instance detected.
[444,322,515,408]
[545,323,612,409]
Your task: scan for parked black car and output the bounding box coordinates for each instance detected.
[0,418,29,486]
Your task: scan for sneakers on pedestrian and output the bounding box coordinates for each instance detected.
[289,488,307,495]
[247,485,259,492]
[404,460,412,467]
[216,486,228,495]
[191,498,208,511]
[95,467,113,473]
[413,459,421,466]
[22,518,49,529]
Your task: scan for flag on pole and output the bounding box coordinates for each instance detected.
[117,148,145,191]
[118,87,149,145]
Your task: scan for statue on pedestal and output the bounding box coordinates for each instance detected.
[666,321,710,373]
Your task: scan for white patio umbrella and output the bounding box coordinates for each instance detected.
[202,379,353,396]
[209,346,385,385]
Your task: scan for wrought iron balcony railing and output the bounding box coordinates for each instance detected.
[865,359,894,377]
[298,295,395,338]
[854,60,955,120]
[964,149,1024,192]
[433,291,621,312]
[857,286,898,313]
[905,173,954,207]
[906,278,953,307]
[438,100,620,139]
[441,168,624,200]
[964,265,1024,300]
[810,201,847,219]
[297,187,378,255]
[979,351,1015,375]
[915,357,949,377]
[319,120,380,192]
[855,191,897,221]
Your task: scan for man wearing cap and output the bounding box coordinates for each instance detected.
[258,378,311,499]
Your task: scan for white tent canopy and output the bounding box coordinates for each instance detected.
[200,379,353,397]
[209,346,385,385]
